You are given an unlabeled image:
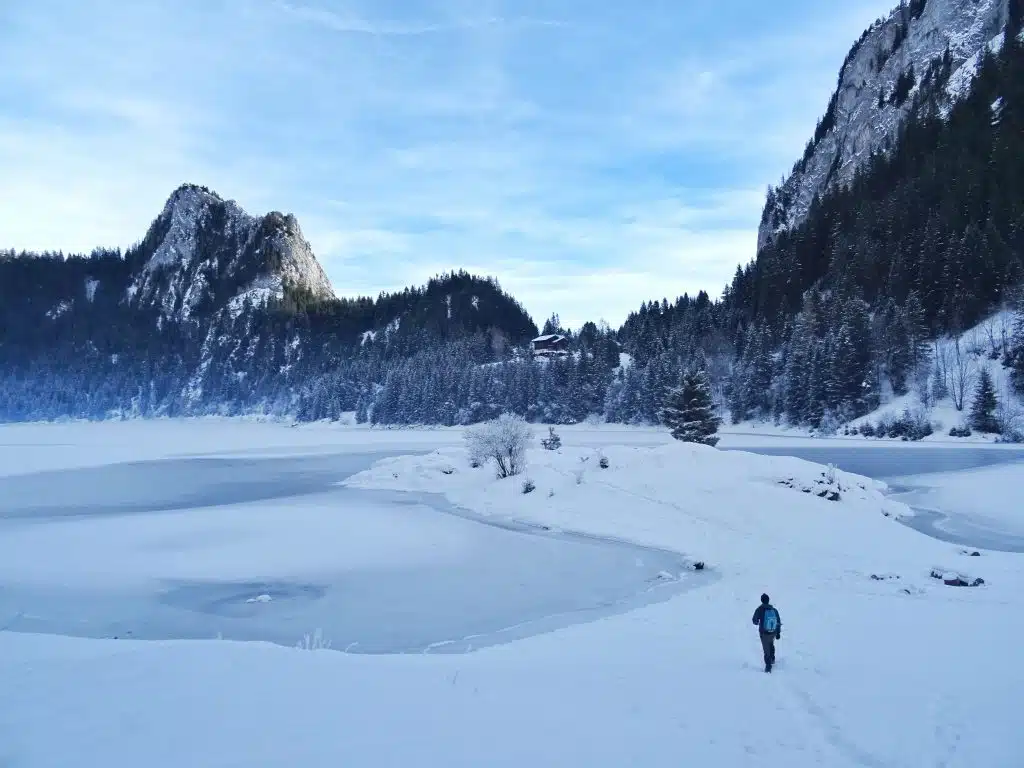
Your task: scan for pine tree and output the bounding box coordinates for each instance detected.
[659,366,721,447]
[1012,301,1024,394]
[783,315,813,423]
[355,394,369,423]
[969,368,999,433]
[903,291,931,383]
[541,314,563,337]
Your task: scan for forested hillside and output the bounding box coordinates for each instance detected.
[726,27,1024,427]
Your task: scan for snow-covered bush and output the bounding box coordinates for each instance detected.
[522,479,536,494]
[862,408,933,441]
[949,425,972,438]
[995,393,1023,442]
[464,414,533,479]
[818,409,843,436]
[599,454,609,469]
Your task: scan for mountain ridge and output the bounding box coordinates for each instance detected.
[125,183,335,322]
[759,0,1010,251]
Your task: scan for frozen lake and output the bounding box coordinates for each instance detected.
[0,451,698,653]
[731,446,1024,552]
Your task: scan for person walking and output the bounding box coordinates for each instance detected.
[752,593,782,673]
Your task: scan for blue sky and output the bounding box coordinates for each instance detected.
[0,0,895,329]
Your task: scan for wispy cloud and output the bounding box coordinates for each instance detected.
[273,0,564,36]
[0,0,894,328]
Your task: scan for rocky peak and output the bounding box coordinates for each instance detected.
[127,184,335,321]
[759,0,1010,251]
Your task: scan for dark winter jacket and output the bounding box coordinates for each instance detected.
[752,604,782,637]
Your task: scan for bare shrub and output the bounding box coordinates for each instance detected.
[997,388,1024,441]
[465,414,534,479]
[296,628,331,651]
[936,338,978,411]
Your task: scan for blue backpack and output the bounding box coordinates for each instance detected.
[762,607,779,633]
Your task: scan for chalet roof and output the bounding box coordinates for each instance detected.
[532,334,567,343]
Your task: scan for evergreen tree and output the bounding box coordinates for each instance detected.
[931,349,950,402]
[969,368,999,433]
[782,315,813,423]
[541,314,564,337]
[659,366,721,447]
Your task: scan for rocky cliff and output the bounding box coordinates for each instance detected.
[759,0,1011,251]
[126,184,335,322]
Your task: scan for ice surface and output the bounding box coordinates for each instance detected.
[890,461,1024,552]
[0,443,694,653]
[730,445,1024,481]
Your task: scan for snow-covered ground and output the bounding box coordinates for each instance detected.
[1,419,1023,767]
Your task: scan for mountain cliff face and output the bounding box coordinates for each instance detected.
[759,0,1011,250]
[126,184,335,321]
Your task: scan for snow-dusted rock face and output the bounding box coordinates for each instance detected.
[759,0,1010,250]
[127,184,335,321]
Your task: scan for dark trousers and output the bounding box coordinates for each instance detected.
[760,632,777,667]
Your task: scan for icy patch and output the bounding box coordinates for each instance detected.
[84,278,99,302]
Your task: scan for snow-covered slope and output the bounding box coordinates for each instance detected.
[850,310,1023,440]
[726,310,1024,444]
[759,0,1010,249]
[127,184,335,321]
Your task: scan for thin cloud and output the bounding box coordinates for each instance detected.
[272,1,564,37]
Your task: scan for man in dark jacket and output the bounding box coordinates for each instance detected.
[752,593,782,672]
